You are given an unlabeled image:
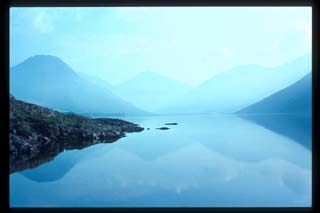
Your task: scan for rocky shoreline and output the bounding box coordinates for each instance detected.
[10,95,144,173]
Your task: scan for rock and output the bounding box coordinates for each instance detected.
[156,127,170,130]
[164,122,178,125]
[9,94,144,174]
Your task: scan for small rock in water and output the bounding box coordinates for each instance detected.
[156,127,170,130]
[147,128,150,130]
[164,123,178,125]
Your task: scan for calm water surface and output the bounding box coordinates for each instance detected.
[10,114,312,207]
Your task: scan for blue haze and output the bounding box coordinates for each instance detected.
[115,71,192,112]
[9,7,312,207]
[239,72,312,114]
[10,55,146,115]
[10,7,311,86]
[160,55,311,113]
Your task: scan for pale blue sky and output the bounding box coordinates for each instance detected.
[10,7,311,86]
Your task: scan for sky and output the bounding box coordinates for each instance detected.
[10,7,311,86]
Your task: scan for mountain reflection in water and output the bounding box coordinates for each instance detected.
[240,114,311,150]
[11,114,311,207]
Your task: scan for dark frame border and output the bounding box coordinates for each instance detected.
[1,0,319,212]
[4,0,315,7]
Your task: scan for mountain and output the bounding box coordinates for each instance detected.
[9,94,144,173]
[77,72,114,91]
[238,72,311,114]
[114,71,192,112]
[159,54,311,114]
[10,55,146,116]
[237,72,312,149]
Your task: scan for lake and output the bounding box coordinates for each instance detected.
[10,114,312,207]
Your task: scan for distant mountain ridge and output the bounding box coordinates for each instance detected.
[159,54,311,114]
[238,72,312,114]
[10,55,147,116]
[115,71,192,112]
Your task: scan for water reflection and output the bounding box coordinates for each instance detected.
[11,133,121,174]
[20,150,84,182]
[10,114,312,207]
[239,114,312,150]
[20,143,115,182]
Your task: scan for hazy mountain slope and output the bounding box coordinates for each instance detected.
[115,71,192,112]
[238,72,311,114]
[160,54,311,114]
[10,55,146,115]
[77,72,114,91]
